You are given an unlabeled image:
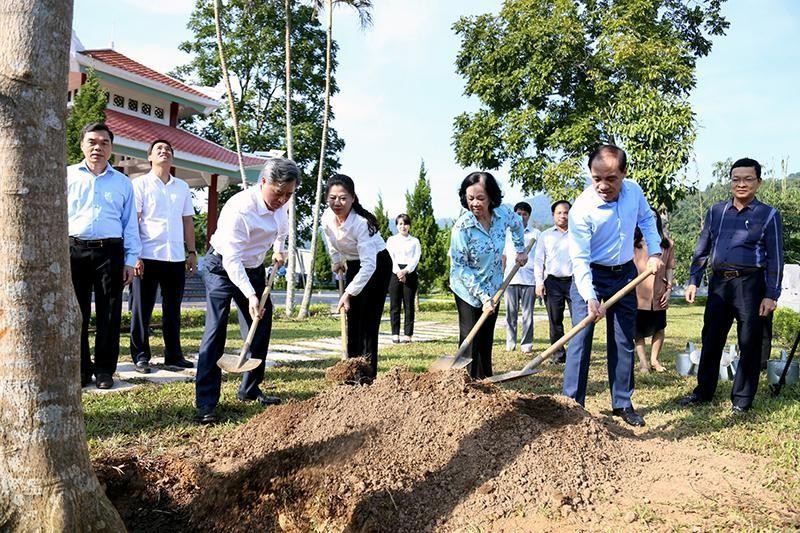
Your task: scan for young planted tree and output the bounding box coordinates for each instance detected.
[284,0,298,315]
[405,160,447,293]
[374,193,391,240]
[452,0,729,211]
[0,1,124,529]
[298,0,373,318]
[66,69,106,164]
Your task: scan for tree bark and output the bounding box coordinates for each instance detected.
[298,0,333,319]
[284,0,297,317]
[0,2,125,530]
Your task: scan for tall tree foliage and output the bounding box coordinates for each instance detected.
[452,0,728,211]
[298,0,373,318]
[0,1,124,528]
[175,0,343,239]
[405,161,448,293]
[65,69,106,164]
[374,193,391,241]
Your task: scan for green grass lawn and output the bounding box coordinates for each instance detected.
[85,303,800,502]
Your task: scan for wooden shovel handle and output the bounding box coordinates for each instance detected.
[239,263,279,359]
[519,268,655,372]
[338,275,347,360]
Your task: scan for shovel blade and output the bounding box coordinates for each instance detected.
[217,354,263,373]
[430,355,472,372]
[484,367,540,384]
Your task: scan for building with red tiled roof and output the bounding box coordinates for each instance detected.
[67,32,276,242]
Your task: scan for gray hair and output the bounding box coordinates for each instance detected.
[260,157,301,186]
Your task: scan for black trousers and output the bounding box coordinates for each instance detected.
[130,259,187,363]
[454,294,499,380]
[70,239,124,378]
[544,275,573,359]
[694,271,765,409]
[388,264,418,336]
[195,253,271,411]
[345,249,392,378]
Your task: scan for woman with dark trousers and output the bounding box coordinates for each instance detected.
[322,174,392,378]
[449,172,526,379]
[386,214,421,344]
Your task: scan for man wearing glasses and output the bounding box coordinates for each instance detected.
[681,158,784,415]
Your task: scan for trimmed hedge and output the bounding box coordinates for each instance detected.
[774,307,800,347]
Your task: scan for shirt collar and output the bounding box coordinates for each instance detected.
[252,184,270,215]
[587,180,628,207]
[78,160,114,177]
[145,170,175,186]
[725,197,762,212]
[461,208,499,230]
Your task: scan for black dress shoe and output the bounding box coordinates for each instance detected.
[196,409,217,424]
[731,404,750,416]
[95,373,114,390]
[134,360,152,374]
[81,375,93,388]
[677,393,708,407]
[612,407,645,427]
[237,391,282,406]
[164,357,194,369]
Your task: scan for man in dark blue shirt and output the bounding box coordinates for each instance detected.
[680,157,784,415]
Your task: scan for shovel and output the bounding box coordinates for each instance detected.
[429,237,536,372]
[485,267,655,384]
[338,274,348,360]
[770,329,800,397]
[217,263,279,373]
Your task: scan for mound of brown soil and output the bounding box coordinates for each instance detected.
[95,368,796,532]
[325,357,373,384]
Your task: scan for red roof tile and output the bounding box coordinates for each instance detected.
[105,109,267,168]
[80,49,215,102]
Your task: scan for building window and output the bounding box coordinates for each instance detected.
[104,92,110,102]
[141,103,151,116]
[128,98,138,112]
[154,107,164,119]
[113,94,124,108]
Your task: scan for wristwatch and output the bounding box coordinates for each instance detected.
[187,250,197,255]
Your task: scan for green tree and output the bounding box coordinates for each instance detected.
[175,0,343,239]
[298,0,373,318]
[312,229,333,287]
[406,160,447,293]
[452,0,728,211]
[65,69,106,164]
[374,193,391,241]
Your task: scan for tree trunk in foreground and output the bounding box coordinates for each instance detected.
[284,0,297,317]
[298,0,333,319]
[0,2,125,530]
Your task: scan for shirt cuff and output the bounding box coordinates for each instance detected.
[765,288,781,300]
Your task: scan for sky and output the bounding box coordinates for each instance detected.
[72,0,800,219]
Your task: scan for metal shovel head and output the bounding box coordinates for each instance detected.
[484,366,541,384]
[217,353,263,373]
[430,354,472,372]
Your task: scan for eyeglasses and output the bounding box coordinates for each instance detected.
[730,177,757,185]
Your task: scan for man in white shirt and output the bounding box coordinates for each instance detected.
[195,158,299,424]
[130,140,196,373]
[533,200,573,364]
[502,201,539,353]
[564,145,663,427]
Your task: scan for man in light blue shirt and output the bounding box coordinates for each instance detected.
[564,145,663,427]
[68,122,140,389]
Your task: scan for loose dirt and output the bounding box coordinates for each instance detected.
[325,357,373,384]
[95,368,798,531]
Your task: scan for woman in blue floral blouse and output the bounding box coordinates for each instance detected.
[450,172,527,379]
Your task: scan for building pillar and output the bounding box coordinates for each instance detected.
[207,173,219,245]
[169,102,179,128]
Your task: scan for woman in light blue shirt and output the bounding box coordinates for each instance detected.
[449,172,526,379]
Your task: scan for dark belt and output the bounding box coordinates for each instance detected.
[713,268,762,280]
[547,274,572,282]
[69,236,122,248]
[590,260,633,273]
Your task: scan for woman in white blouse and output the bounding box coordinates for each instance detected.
[386,214,422,343]
[322,174,392,378]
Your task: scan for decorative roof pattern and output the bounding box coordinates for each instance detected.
[105,109,267,168]
[80,49,215,102]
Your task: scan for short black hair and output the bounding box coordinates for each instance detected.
[730,157,762,181]
[513,201,532,215]
[148,139,174,155]
[551,199,571,213]
[395,213,411,225]
[80,122,114,143]
[459,172,503,211]
[588,144,627,172]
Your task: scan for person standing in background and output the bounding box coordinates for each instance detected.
[386,214,421,344]
[502,201,539,354]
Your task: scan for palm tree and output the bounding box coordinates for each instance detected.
[298,0,373,318]
[284,0,298,316]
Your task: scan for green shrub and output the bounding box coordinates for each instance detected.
[774,307,800,347]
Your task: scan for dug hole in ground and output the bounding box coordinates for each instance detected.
[95,368,797,531]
